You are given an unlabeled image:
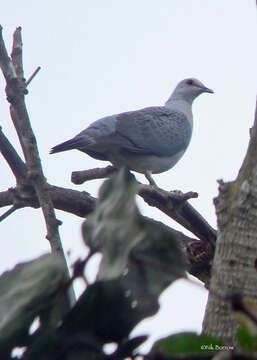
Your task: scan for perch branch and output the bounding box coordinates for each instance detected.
[71,165,117,184]
[71,166,216,248]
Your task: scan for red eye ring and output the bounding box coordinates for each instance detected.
[186,79,194,86]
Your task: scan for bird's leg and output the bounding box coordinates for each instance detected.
[145,171,156,186]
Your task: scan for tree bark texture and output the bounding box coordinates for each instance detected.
[202,100,257,344]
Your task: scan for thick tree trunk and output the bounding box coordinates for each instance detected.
[202,100,257,345]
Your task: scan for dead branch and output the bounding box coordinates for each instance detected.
[71,166,216,248]
[0,27,63,254]
[139,184,216,248]
[72,165,117,184]
[0,26,75,303]
[11,27,24,80]
[0,126,27,181]
[0,185,212,283]
[25,66,41,86]
[0,205,20,222]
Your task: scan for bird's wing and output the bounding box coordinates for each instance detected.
[75,107,192,157]
[114,106,192,157]
[77,115,138,149]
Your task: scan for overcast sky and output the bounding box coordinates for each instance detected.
[0,0,256,352]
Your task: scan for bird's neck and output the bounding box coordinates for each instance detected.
[165,98,193,127]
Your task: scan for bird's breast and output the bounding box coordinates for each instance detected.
[108,148,186,174]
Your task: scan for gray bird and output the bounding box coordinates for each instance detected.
[50,78,213,185]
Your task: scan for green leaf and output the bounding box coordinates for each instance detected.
[236,327,257,353]
[82,168,143,281]
[82,168,186,286]
[132,218,186,296]
[152,332,225,355]
[79,169,187,342]
[0,254,69,356]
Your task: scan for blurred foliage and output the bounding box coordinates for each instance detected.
[1,170,256,359]
[0,169,186,359]
[236,328,257,353]
[233,295,257,353]
[0,254,69,358]
[150,332,224,356]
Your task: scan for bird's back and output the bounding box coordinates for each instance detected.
[114,106,192,157]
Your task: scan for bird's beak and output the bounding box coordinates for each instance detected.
[201,86,214,94]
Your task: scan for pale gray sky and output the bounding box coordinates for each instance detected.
[0,0,256,351]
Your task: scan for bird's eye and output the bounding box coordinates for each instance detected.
[186,79,194,86]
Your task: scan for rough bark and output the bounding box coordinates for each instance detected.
[202,100,257,344]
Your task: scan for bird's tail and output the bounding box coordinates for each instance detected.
[50,139,78,154]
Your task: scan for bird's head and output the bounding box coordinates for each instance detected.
[168,78,214,104]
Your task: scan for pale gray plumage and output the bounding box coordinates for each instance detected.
[50,78,213,185]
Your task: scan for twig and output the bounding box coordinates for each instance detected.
[70,250,96,286]
[0,205,19,222]
[25,66,41,87]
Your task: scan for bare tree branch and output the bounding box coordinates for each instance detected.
[49,185,96,217]
[71,166,216,249]
[11,27,24,80]
[0,186,95,217]
[72,165,117,184]
[139,184,216,248]
[25,66,41,86]
[0,205,20,222]
[0,27,62,254]
[0,126,27,181]
[0,189,14,207]
[0,26,75,304]
[0,185,212,283]
[0,26,17,82]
